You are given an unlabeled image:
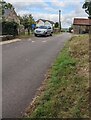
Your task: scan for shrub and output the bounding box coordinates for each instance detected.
[2,21,18,36]
[54,22,59,28]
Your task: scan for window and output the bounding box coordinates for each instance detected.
[48,27,51,29]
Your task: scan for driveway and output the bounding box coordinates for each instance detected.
[2,33,72,118]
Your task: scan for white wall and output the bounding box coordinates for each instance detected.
[44,21,52,27]
[36,20,54,27]
[36,20,44,27]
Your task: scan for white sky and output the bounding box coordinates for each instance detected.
[5,0,88,28]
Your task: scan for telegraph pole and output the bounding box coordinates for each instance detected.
[59,10,61,31]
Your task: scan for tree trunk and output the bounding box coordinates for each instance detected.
[28,28,30,35]
[24,28,26,35]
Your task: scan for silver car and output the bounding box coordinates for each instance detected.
[34,26,53,36]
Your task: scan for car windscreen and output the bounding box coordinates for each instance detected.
[38,26,47,29]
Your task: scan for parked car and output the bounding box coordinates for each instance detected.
[34,26,53,36]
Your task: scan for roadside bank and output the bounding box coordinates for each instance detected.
[24,34,89,118]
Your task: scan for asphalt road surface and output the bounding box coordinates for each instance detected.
[2,33,72,118]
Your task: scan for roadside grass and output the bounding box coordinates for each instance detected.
[18,32,33,39]
[25,34,89,118]
[18,31,62,39]
[53,31,62,35]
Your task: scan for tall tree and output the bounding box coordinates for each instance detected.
[55,22,59,28]
[82,0,91,19]
[19,14,35,35]
[0,0,13,15]
[0,0,14,23]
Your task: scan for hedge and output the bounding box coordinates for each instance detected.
[2,21,18,36]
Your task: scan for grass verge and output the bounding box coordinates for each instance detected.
[25,35,89,118]
[18,32,33,39]
[53,32,62,35]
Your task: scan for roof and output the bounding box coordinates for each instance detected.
[36,19,54,24]
[73,18,91,26]
[3,8,20,24]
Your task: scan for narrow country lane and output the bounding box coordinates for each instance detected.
[2,33,72,118]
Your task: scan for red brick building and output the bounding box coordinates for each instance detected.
[73,18,91,34]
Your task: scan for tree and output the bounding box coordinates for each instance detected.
[82,0,91,19]
[0,0,14,23]
[55,22,59,28]
[2,21,18,36]
[0,0,13,15]
[19,14,35,35]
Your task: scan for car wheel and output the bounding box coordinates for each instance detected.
[35,34,37,37]
[45,32,48,37]
[50,33,52,36]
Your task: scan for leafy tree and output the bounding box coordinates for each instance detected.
[0,0,13,15]
[55,22,59,28]
[0,0,14,23]
[19,14,35,35]
[2,21,18,36]
[82,0,91,19]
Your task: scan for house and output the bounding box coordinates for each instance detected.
[3,8,20,25]
[36,19,54,28]
[73,18,91,34]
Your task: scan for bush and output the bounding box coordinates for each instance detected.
[1,35,15,41]
[2,21,18,36]
[54,22,59,28]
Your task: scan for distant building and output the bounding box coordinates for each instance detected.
[3,8,20,25]
[36,19,54,27]
[73,18,91,34]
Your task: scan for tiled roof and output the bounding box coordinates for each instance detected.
[3,8,20,24]
[73,18,91,25]
[36,19,54,24]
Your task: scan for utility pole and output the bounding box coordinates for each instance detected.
[59,10,61,31]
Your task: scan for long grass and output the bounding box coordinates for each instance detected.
[25,34,89,118]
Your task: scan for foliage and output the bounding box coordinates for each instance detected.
[0,0,14,24]
[18,14,35,35]
[2,21,18,36]
[82,0,91,18]
[54,22,59,28]
[0,0,13,15]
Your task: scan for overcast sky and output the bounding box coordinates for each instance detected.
[5,0,88,28]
